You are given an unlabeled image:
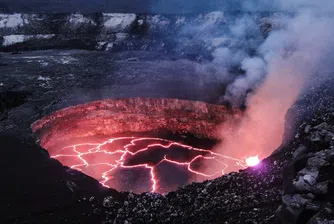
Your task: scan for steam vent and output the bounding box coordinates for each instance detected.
[32,98,244,194]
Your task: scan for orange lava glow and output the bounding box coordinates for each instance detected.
[50,136,255,193]
[245,156,260,167]
[31,98,255,193]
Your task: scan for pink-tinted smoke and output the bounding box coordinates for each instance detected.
[216,58,307,163]
[209,8,334,173]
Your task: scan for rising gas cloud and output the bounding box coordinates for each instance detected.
[214,1,334,164]
[152,0,334,169]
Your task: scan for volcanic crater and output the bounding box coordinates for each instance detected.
[31,97,247,194]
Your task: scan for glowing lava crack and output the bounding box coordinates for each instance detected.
[31,98,256,194]
[52,137,249,194]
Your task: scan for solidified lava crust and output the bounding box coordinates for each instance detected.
[31,98,243,194]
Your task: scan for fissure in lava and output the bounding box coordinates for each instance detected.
[32,98,258,194]
[52,137,249,194]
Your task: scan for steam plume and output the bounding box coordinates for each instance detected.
[149,0,334,170]
[215,2,334,165]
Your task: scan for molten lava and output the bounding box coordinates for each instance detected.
[52,137,250,193]
[31,98,250,194]
[245,156,260,167]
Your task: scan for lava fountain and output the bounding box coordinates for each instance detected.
[31,98,256,194]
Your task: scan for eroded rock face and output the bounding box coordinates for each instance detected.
[31,97,242,149]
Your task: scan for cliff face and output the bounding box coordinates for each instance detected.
[0,12,272,58]
[31,97,242,149]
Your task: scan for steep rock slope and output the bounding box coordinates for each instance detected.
[31,98,242,149]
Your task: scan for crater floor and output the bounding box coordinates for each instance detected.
[31,98,245,194]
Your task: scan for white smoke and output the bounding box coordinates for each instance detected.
[189,13,265,90]
[211,1,334,168]
[149,0,334,169]
[224,57,266,106]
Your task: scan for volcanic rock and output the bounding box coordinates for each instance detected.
[0,12,276,61]
[293,145,308,160]
[277,113,334,223]
[103,196,114,208]
[31,98,241,149]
